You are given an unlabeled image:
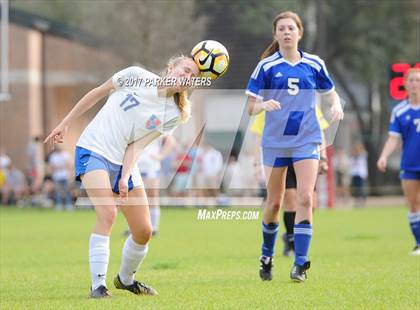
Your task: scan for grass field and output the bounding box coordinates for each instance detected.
[0,205,419,309]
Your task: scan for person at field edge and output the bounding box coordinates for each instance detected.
[48,146,73,211]
[377,68,420,256]
[349,143,368,208]
[44,55,200,298]
[246,11,343,282]
[137,135,176,236]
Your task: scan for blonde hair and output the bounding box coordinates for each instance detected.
[405,68,420,81]
[261,11,304,60]
[166,55,192,123]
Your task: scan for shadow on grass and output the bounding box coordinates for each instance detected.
[151,261,179,270]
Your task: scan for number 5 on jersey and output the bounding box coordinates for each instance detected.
[287,78,300,95]
[120,94,140,111]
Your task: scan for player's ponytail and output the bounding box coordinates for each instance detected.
[261,11,304,60]
[174,90,191,123]
[261,41,280,60]
[166,55,192,123]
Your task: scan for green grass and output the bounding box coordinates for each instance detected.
[0,206,419,309]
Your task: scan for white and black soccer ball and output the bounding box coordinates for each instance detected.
[191,40,229,80]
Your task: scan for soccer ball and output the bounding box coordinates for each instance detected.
[191,40,229,80]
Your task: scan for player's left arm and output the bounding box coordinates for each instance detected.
[44,79,115,144]
[315,58,344,122]
[321,90,344,122]
[319,132,328,174]
[119,131,162,200]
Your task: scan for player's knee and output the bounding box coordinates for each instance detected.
[266,199,281,212]
[297,191,313,208]
[132,225,153,244]
[98,208,118,228]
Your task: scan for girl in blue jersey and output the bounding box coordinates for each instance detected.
[246,11,343,282]
[44,56,199,298]
[377,68,420,256]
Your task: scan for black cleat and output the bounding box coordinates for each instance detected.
[290,261,311,282]
[282,233,294,257]
[259,256,273,281]
[114,274,158,295]
[89,285,112,298]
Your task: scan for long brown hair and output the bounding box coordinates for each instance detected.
[166,56,191,123]
[260,11,304,60]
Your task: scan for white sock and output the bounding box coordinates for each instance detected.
[119,235,148,285]
[89,233,110,290]
[150,207,160,232]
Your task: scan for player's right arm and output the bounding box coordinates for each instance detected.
[377,105,404,172]
[44,79,114,144]
[246,59,281,115]
[118,131,162,201]
[247,96,281,115]
[377,135,400,172]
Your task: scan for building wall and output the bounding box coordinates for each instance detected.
[0,23,126,174]
[0,25,30,165]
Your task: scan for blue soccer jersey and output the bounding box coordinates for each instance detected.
[246,51,335,149]
[389,100,420,171]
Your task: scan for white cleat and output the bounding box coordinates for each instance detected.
[410,245,420,256]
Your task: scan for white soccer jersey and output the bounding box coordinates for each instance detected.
[77,66,181,165]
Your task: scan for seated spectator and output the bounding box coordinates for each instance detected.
[2,164,27,206]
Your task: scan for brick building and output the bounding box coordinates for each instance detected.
[0,9,126,173]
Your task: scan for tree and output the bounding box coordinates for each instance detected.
[10,0,207,70]
[319,0,419,190]
[202,0,419,191]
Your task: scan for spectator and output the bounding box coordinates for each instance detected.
[333,147,350,204]
[201,143,223,197]
[0,151,11,205]
[188,144,204,197]
[160,147,177,196]
[172,145,193,197]
[1,164,27,206]
[26,136,43,194]
[0,167,5,193]
[48,146,73,210]
[222,154,240,194]
[349,143,368,207]
[0,151,11,170]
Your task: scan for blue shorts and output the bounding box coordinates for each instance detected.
[262,144,320,168]
[74,146,142,194]
[400,170,420,180]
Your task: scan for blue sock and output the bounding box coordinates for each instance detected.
[261,222,279,257]
[294,223,312,266]
[408,212,420,246]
